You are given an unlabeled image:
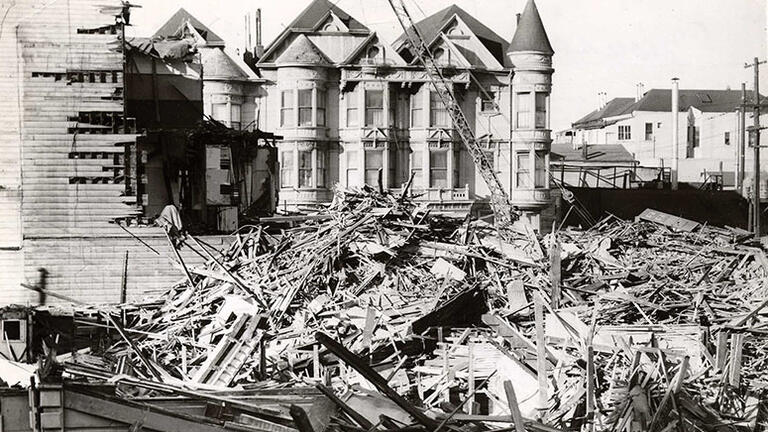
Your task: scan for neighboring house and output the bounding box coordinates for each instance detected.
[0,0,230,304]
[565,88,768,186]
[255,0,556,229]
[550,143,665,189]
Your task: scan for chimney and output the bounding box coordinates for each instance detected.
[671,78,680,190]
[255,9,264,58]
[516,13,521,24]
[636,83,644,102]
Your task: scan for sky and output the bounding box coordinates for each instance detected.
[128,0,768,131]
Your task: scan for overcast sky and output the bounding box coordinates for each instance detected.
[128,0,768,131]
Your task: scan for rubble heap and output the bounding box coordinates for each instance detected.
[59,188,768,432]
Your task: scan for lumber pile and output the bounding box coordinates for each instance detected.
[52,187,768,432]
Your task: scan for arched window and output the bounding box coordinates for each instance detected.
[432,48,445,61]
[323,23,339,32]
[366,46,380,61]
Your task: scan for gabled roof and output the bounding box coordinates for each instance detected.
[285,0,368,32]
[153,8,225,47]
[508,0,553,55]
[634,89,750,113]
[573,98,636,128]
[259,0,370,66]
[394,4,510,66]
[551,143,636,163]
[342,32,407,66]
[275,34,332,66]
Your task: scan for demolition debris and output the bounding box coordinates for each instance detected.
[8,187,768,432]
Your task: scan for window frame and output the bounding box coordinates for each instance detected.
[535,93,547,128]
[364,150,384,186]
[516,151,531,188]
[280,150,294,188]
[411,92,424,128]
[365,90,384,127]
[298,150,313,188]
[516,92,532,129]
[411,150,423,187]
[429,151,448,188]
[618,125,632,140]
[316,89,327,127]
[230,104,242,130]
[346,92,359,127]
[480,91,497,113]
[534,150,547,188]
[346,150,360,186]
[430,91,449,128]
[645,122,653,141]
[298,89,313,127]
[280,90,294,127]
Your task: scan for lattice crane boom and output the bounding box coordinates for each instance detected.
[387,0,519,234]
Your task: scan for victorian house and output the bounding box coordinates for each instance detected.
[255,0,555,229]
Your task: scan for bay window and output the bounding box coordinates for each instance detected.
[365,151,383,186]
[516,151,531,188]
[430,91,449,127]
[430,151,448,188]
[346,93,359,127]
[298,150,312,188]
[365,90,384,127]
[280,90,293,127]
[298,89,312,126]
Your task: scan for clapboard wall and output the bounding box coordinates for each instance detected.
[0,0,218,305]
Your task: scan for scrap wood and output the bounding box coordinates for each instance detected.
[32,193,768,432]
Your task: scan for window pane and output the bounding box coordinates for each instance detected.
[645,122,653,140]
[430,92,449,127]
[410,150,423,186]
[366,91,384,127]
[213,104,227,123]
[298,151,312,187]
[430,151,448,188]
[317,90,326,126]
[347,150,360,186]
[517,92,532,128]
[534,151,546,188]
[516,152,531,188]
[535,93,547,128]
[298,89,312,126]
[316,151,327,187]
[411,93,423,127]
[281,151,293,187]
[281,91,293,127]
[453,150,460,188]
[347,93,359,127]
[365,151,383,185]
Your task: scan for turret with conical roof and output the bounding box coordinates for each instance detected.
[508,0,553,55]
[507,0,555,228]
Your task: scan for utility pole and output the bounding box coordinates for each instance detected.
[745,58,766,238]
[738,83,746,190]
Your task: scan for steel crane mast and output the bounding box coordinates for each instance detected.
[387,0,519,235]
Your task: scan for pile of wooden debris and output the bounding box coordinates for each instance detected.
[56,188,767,432]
